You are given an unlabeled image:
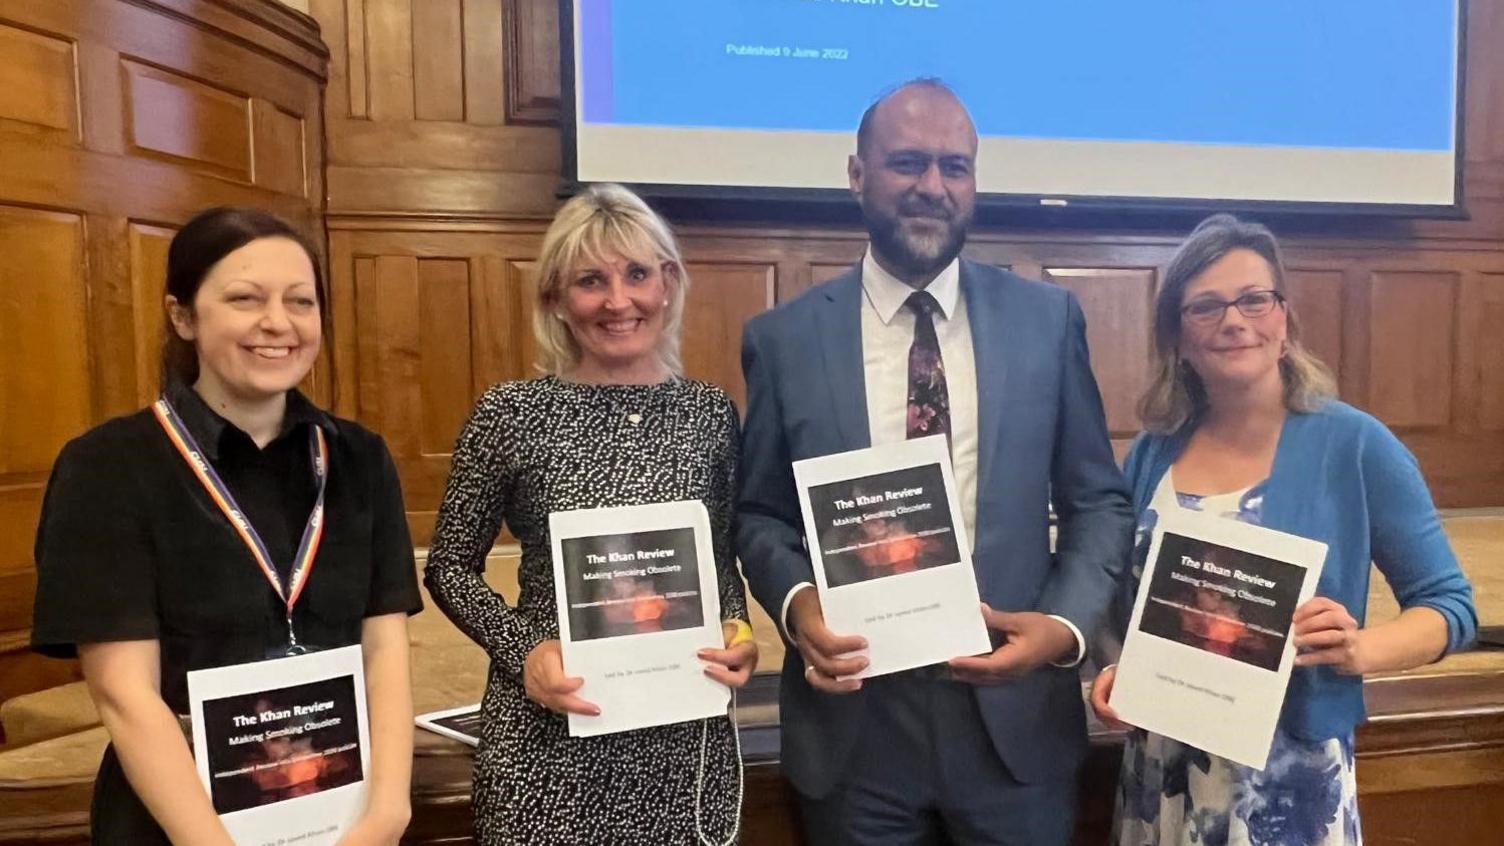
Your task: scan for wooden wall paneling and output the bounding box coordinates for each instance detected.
[363,0,415,121]
[417,258,474,455]
[251,99,307,197]
[1473,273,1504,430]
[0,21,79,142]
[1283,268,1346,381]
[411,0,465,122]
[0,0,327,707]
[462,0,507,125]
[1366,271,1460,429]
[470,257,539,391]
[127,221,176,406]
[503,0,561,125]
[82,214,139,419]
[1338,264,1373,408]
[680,263,777,409]
[121,59,253,182]
[0,206,89,621]
[1043,267,1156,438]
[341,0,369,118]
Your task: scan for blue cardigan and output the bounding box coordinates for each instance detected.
[1121,400,1477,741]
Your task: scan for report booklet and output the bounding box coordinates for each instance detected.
[550,500,728,737]
[793,435,990,678]
[1110,508,1326,769]
[187,645,370,845]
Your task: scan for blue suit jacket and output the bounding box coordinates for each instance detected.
[736,259,1134,797]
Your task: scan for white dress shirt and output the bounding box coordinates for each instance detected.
[781,250,1084,666]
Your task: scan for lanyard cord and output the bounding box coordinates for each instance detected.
[694,691,744,846]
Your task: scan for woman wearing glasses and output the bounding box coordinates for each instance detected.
[1090,214,1475,846]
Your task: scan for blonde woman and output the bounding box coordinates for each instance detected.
[1091,214,1476,845]
[424,184,756,844]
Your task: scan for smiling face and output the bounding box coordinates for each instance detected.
[1177,248,1288,397]
[849,84,978,284]
[167,236,322,403]
[555,248,671,378]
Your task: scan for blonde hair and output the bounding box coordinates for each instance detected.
[1140,214,1336,433]
[531,184,689,376]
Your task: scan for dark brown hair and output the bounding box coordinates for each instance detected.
[162,207,325,387]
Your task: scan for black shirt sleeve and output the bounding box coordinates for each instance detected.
[362,432,423,618]
[32,427,160,657]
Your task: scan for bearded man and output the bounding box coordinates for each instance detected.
[735,79,1134,845]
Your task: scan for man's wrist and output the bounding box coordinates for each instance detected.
[1046,614,1086,668]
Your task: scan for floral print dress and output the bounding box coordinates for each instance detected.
[1111,476,1362,846]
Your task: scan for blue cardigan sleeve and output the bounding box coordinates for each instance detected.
[1360,418,1477,653]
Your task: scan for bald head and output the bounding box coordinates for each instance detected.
[856,79,978,161]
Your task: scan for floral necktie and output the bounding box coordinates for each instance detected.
[905,291,950,441]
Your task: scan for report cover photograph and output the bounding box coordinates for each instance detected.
[560,526,705,641]
[199,675,363,815]
[808,462,961,589]
[1137,531,1305,672]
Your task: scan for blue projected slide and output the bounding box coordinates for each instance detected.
[579,0,1454,152]
[569,0,1461,209]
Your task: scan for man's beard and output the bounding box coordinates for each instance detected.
[863,201,971,281]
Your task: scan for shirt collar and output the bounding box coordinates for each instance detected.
[860,249,962,325]
[162,381,337,461]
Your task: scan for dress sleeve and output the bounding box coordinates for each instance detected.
[1361,417,1477,654]
[32,431,159,657]
[423,387,548,678]
[363,433,423,617]
[708,395,749,623]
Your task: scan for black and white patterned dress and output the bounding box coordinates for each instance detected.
[424,375,747,845]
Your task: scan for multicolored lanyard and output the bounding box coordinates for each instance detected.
[152,396,328,652]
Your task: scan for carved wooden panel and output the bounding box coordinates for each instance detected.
[1471,273,1504,431]
[1044,267,1156,437]
[504,0,561,125]
[417,258,474,455]
[252,99,307,197]
[473,258,540,387]
[363,0,416,121]
[127,221,175,405]
[0,206,90,477]
[1367,271,1459,429]
[462,0,506,125]
[0,22,78,140]
[122,59,253,181]
[0,206,89,590]
[681,263,777,409]
[1284,268,1345,381]
[412,0,465,121]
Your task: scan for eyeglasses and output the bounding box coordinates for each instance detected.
[1180,289,1285,326]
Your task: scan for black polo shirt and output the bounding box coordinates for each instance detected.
[32,382,422,714]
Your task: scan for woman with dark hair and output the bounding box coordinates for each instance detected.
[1089,214,1476,845]
[31,207,422,844]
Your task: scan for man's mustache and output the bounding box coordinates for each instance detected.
[897,201,953,221]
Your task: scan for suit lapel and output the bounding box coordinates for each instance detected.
[964,261,1008,508]
[816,268,871,451]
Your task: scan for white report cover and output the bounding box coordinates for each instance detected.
[1110,508,1327,769]
[550,500,728,737]
[793,435,991,678]
[187,645,370,845]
